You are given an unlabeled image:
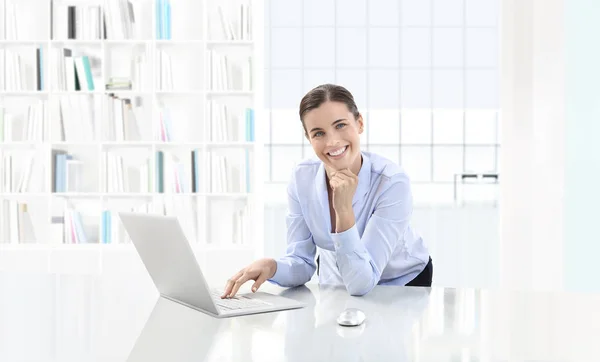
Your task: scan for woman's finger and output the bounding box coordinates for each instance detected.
[229,272,253,298]
[222,270,243,298]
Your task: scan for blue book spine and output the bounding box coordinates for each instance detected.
[166,0,171,40]
[250,109,255,141]
[81,56,94,91]
[107,211,112,244]
[101,211,106,244]
[156,0,162,39]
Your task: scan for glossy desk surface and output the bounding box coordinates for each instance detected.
[1,271,600,362]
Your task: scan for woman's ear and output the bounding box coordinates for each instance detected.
[357,114,364,134]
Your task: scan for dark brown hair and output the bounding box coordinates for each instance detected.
[298,84,361,134]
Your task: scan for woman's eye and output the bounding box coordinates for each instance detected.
[336,123,346,129]
[314,131,324,137]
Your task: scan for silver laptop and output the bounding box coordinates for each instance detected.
[119,212,305,318]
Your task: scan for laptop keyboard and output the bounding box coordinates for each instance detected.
[211,290,272,310]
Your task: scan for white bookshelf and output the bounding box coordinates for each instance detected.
[0,0,265,276]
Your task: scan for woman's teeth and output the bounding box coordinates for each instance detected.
[328,146,347,156]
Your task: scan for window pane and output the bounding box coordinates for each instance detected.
[368,110,400,144]
[337,28,367,68]
[271,28,302,68]
[433,28,463,68]
[304,28,335,68]
[466,69,498,109]
[401,110,431,145]
[303,69,336,94]
[466,28,498,68]
[433,0,464,26]
[401,28,432,68]
[466,0,499,27]
[401,70,432,108]
[271,110,303,144]
[271,146,302,182]
[369,29,400,67]
[465,146,496,173]
[369,0,400,26]
[433,146,463,181]
[465,110,497,144]
[401,146,432,182]
[271,0,302,27]
[369,70,401,109]
[433,70,464,109]
[336,0,367,27]
[369,146,400,166]
[433,110,463,144]
[271,69,303,109]
[402,0,432,27]
[304,0,335,27]
[336,70,367,110]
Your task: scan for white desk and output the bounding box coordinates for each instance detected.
[1,271,600,362]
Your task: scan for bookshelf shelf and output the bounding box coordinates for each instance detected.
[0,0,263,265]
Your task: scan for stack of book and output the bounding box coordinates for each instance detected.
[156,0,172,39]
[208,49,252,91]
[208,102,254,142]
[52,2,103,40]
[104,94,143,141]
[0,101,47,142]
[0,151,44,193]
[157,50,173,90]
[216,4,252,40]
[62,208,89,243]
[104,152,152,193]
[209,151,250,193]
[155,150,201,193]
[3,48,44,91]
[0,201,36,244]
[51,48,95,91]
[52,150,81,193]
[50,95,99,142]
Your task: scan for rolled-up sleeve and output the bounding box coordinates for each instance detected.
[332,175,412,296]
[268,177,317,287]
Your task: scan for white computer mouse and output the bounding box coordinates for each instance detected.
[336,308,366,327]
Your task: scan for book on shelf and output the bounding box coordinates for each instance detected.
[3,47,44,91]
[0,151,45,193]
[52,1,103,40]
[104,94,143,141]
[207,102,255,142]
[0,201,36,244]
[62,208,89,244]
[155,149,201,193]
[4,2,18,40]
[106,47,149,91]
[232,203,249,244]
[208,49,252,91]
[52,149,83,193]
[50,95,99,142]
[157,50,173,90]
[51,48,96,91]
[0,101,47,142]
[209,151,250,193]
[156,103,173,142]
[104,152,152,193]
[215,4,252,40]
[156,0,172,40]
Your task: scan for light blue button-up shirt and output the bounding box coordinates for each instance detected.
[268,151,430,296]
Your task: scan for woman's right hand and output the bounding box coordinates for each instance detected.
[221,258,277,299]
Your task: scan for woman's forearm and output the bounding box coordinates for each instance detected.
[335,210,356,233]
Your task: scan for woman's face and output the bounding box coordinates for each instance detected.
[303,101,364,172]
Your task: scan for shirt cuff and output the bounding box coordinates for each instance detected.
[266,259,286,286]
[331,224,362,254]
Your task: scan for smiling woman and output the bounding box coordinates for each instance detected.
[222,84,433,297]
